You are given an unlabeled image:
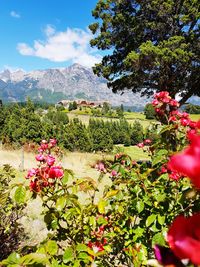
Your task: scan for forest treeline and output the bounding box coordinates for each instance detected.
[0,100,147,152]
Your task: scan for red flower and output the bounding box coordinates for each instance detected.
[180,118,190,127]
[29,180,40,192]
[169,171,182,181]
[48,166,64,179]
[168,132,200,188]
[169,99,179,107]
[167,213,200,265]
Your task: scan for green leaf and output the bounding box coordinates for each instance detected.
[63,247,74,263]
[1,252,20,265]
[19,253,49,265]
[76,243,88,252]
[56,196,67,211]
[51,259,60,267]
[136,201,144,213]
[73,260,81,267]
[98,199,107,214]
[78,252,91,260]
[158,215,165,225]
[152,149,168,166]
[14,185,26,204]
[46,240,58,256]
[146,214,157,227]
[62,172,69,185]
[152,232,166,246]
[104,190,119,199]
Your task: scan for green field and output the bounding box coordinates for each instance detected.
[67,110,153,128]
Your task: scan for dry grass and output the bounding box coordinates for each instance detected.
[0,149,112,180]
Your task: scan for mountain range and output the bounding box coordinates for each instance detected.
[0,63,199,109]
[0,63,149,110]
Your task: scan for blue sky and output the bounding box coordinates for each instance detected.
[0,0,101,71]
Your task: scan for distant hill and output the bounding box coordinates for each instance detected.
[0,63,148,110]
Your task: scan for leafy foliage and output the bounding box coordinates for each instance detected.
[90,0,200,104]
[0,165,26,260]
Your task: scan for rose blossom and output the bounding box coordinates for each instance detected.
[137,142,144,148]
[168,132,200,188]
[180,118,190,127]
[144,139,152,145]
[95,162,106,172]
[29,180,40,192]
[49,138,57,147]
[35,154,45,161]
[46,155,55,166]
[167,213,200,265]
[48,166,64,179]
[111,170,117,177]
[26,168,39,179]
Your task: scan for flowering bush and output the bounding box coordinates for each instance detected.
[1,92,200,266]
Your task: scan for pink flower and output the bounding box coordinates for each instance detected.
[152,99,159,106]
[168,132,200,188]
[35,154,45,161]
[169,116,177,122]
[189,121,197,129]
[167,213,200,265]
[170,110,182,117]
[180,118,190,127]
[160,166,168,174]
[111,170,117,177]
[40,143,48,151]
[49,138,57,147]
[169,99,179,107]
[46,155,55,166]
[137,142,144,148]
[155,91,169,99]
[169,171,182,181]
[48,166,64,179]
[144,139,152,145]
[181,112,189,118]
[26,168,39,179]
[95,162,106,172]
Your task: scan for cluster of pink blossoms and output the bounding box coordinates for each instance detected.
[152,92,200,265]
[26,139,64,192]
[137,139,152,148]
[152,91,179,116]
[152,91,199,134]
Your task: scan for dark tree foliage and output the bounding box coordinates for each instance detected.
[90,0,200,104]
[184,103,200,114]
[0,101,144,152]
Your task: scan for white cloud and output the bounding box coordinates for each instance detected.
[17,26,102,67]
[10,11,21,18]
